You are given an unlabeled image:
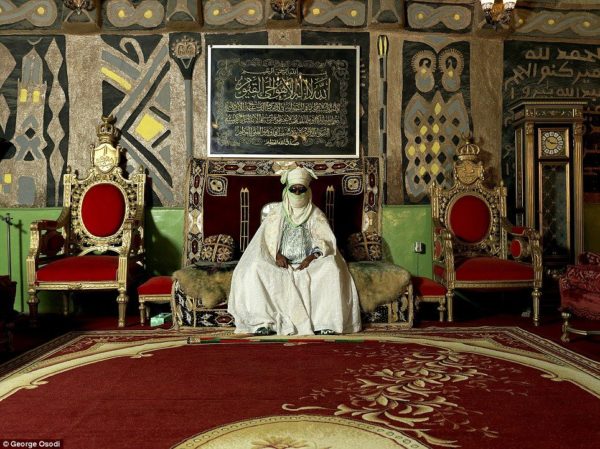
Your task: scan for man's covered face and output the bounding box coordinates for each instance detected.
[288,184,309,208]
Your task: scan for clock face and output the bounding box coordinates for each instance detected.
[539,128,568,158]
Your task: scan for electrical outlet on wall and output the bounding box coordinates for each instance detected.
[413,241,425,254]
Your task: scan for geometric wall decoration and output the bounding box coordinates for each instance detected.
[101,34,178,206]
[104,0,166,30]
[402,41,471,203]
[0,0,60,30]
[203,0,265,28]
[63,0,97,25]
[407,2,472,32]
[514,9,600,38]
[371,0,403,25]
[169,32,201,160]
[0,35,68,207]
[166,0,198,23]
[302,0,366,27]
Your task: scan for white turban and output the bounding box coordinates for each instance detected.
[280,166,318,187]
[279,166,318,226]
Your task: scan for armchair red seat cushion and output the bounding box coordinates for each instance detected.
[36,256,120,283]
[434,257,535,282]
[412,276,446,296]
[137,276,173,296]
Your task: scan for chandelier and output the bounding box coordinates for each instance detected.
[480,0,517,29]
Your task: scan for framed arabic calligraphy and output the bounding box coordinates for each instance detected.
[207,45,360,158]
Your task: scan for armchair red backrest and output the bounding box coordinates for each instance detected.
[447,194,492,245]
[80,183,127,238]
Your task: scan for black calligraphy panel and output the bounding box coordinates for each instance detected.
[208,45,359,158]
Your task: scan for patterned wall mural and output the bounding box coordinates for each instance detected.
[0,1,598,208]
[0,35,68,206]
[401,40,471,203]
[502,40,600,207]
[0,0,60,30]
[100,34,176,206]
[406,1,472,33]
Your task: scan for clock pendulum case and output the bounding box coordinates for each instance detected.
[510,100,587,273]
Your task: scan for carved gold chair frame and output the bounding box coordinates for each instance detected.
[430,139,543,324]
[27,116,146,327]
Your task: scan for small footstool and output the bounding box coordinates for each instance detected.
[412,276,448,322]
[137,276,173,325]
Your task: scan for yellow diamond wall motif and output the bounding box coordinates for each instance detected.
[403,90,470,202]
[135,114,165,142]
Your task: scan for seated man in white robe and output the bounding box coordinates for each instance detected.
[228,166,362,336]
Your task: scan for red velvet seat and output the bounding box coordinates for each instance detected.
[559,252,600,342]
[36,256,120,282]
[413,276,447,322]
[137,276,173,326]
[429,139,542,324]
[27,116,146,328]
[138,276,173,295]
[434,257,534,283]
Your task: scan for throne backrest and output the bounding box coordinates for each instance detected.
[184,157,382,265]
[430,139,507,258]
[62,116,146,256]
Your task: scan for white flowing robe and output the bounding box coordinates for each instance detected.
[228,204,362,335]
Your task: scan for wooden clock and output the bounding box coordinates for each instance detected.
[511,100,586,271]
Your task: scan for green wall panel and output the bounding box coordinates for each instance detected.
[382,205,432,278]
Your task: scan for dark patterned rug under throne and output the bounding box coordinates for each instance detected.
[171,157,413,330]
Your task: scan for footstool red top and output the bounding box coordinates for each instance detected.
[138,276,173,296]
[412,276,447,296]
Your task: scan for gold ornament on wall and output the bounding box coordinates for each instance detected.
[63,0,95,15]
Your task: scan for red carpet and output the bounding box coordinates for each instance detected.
[0,327,598,448]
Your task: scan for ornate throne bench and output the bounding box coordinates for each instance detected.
[170,157,413,331]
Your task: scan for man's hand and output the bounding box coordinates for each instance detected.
[297,254,318,271]
[276,252,289,268]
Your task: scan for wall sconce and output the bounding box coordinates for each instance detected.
[480,0,517,29]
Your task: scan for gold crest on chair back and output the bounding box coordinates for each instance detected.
[27,116,146,327]
[430,138,543,325]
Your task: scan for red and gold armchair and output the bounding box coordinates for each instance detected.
[27,116,146,327]
[430,139,543,324]
[560,252,600,342]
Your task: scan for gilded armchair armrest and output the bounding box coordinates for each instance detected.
[502,218,540,260]
[27,209,70,286]
[28,208,70,260]
[502,219,542,287]
[432,222,455,285]
[119,218,144,259]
